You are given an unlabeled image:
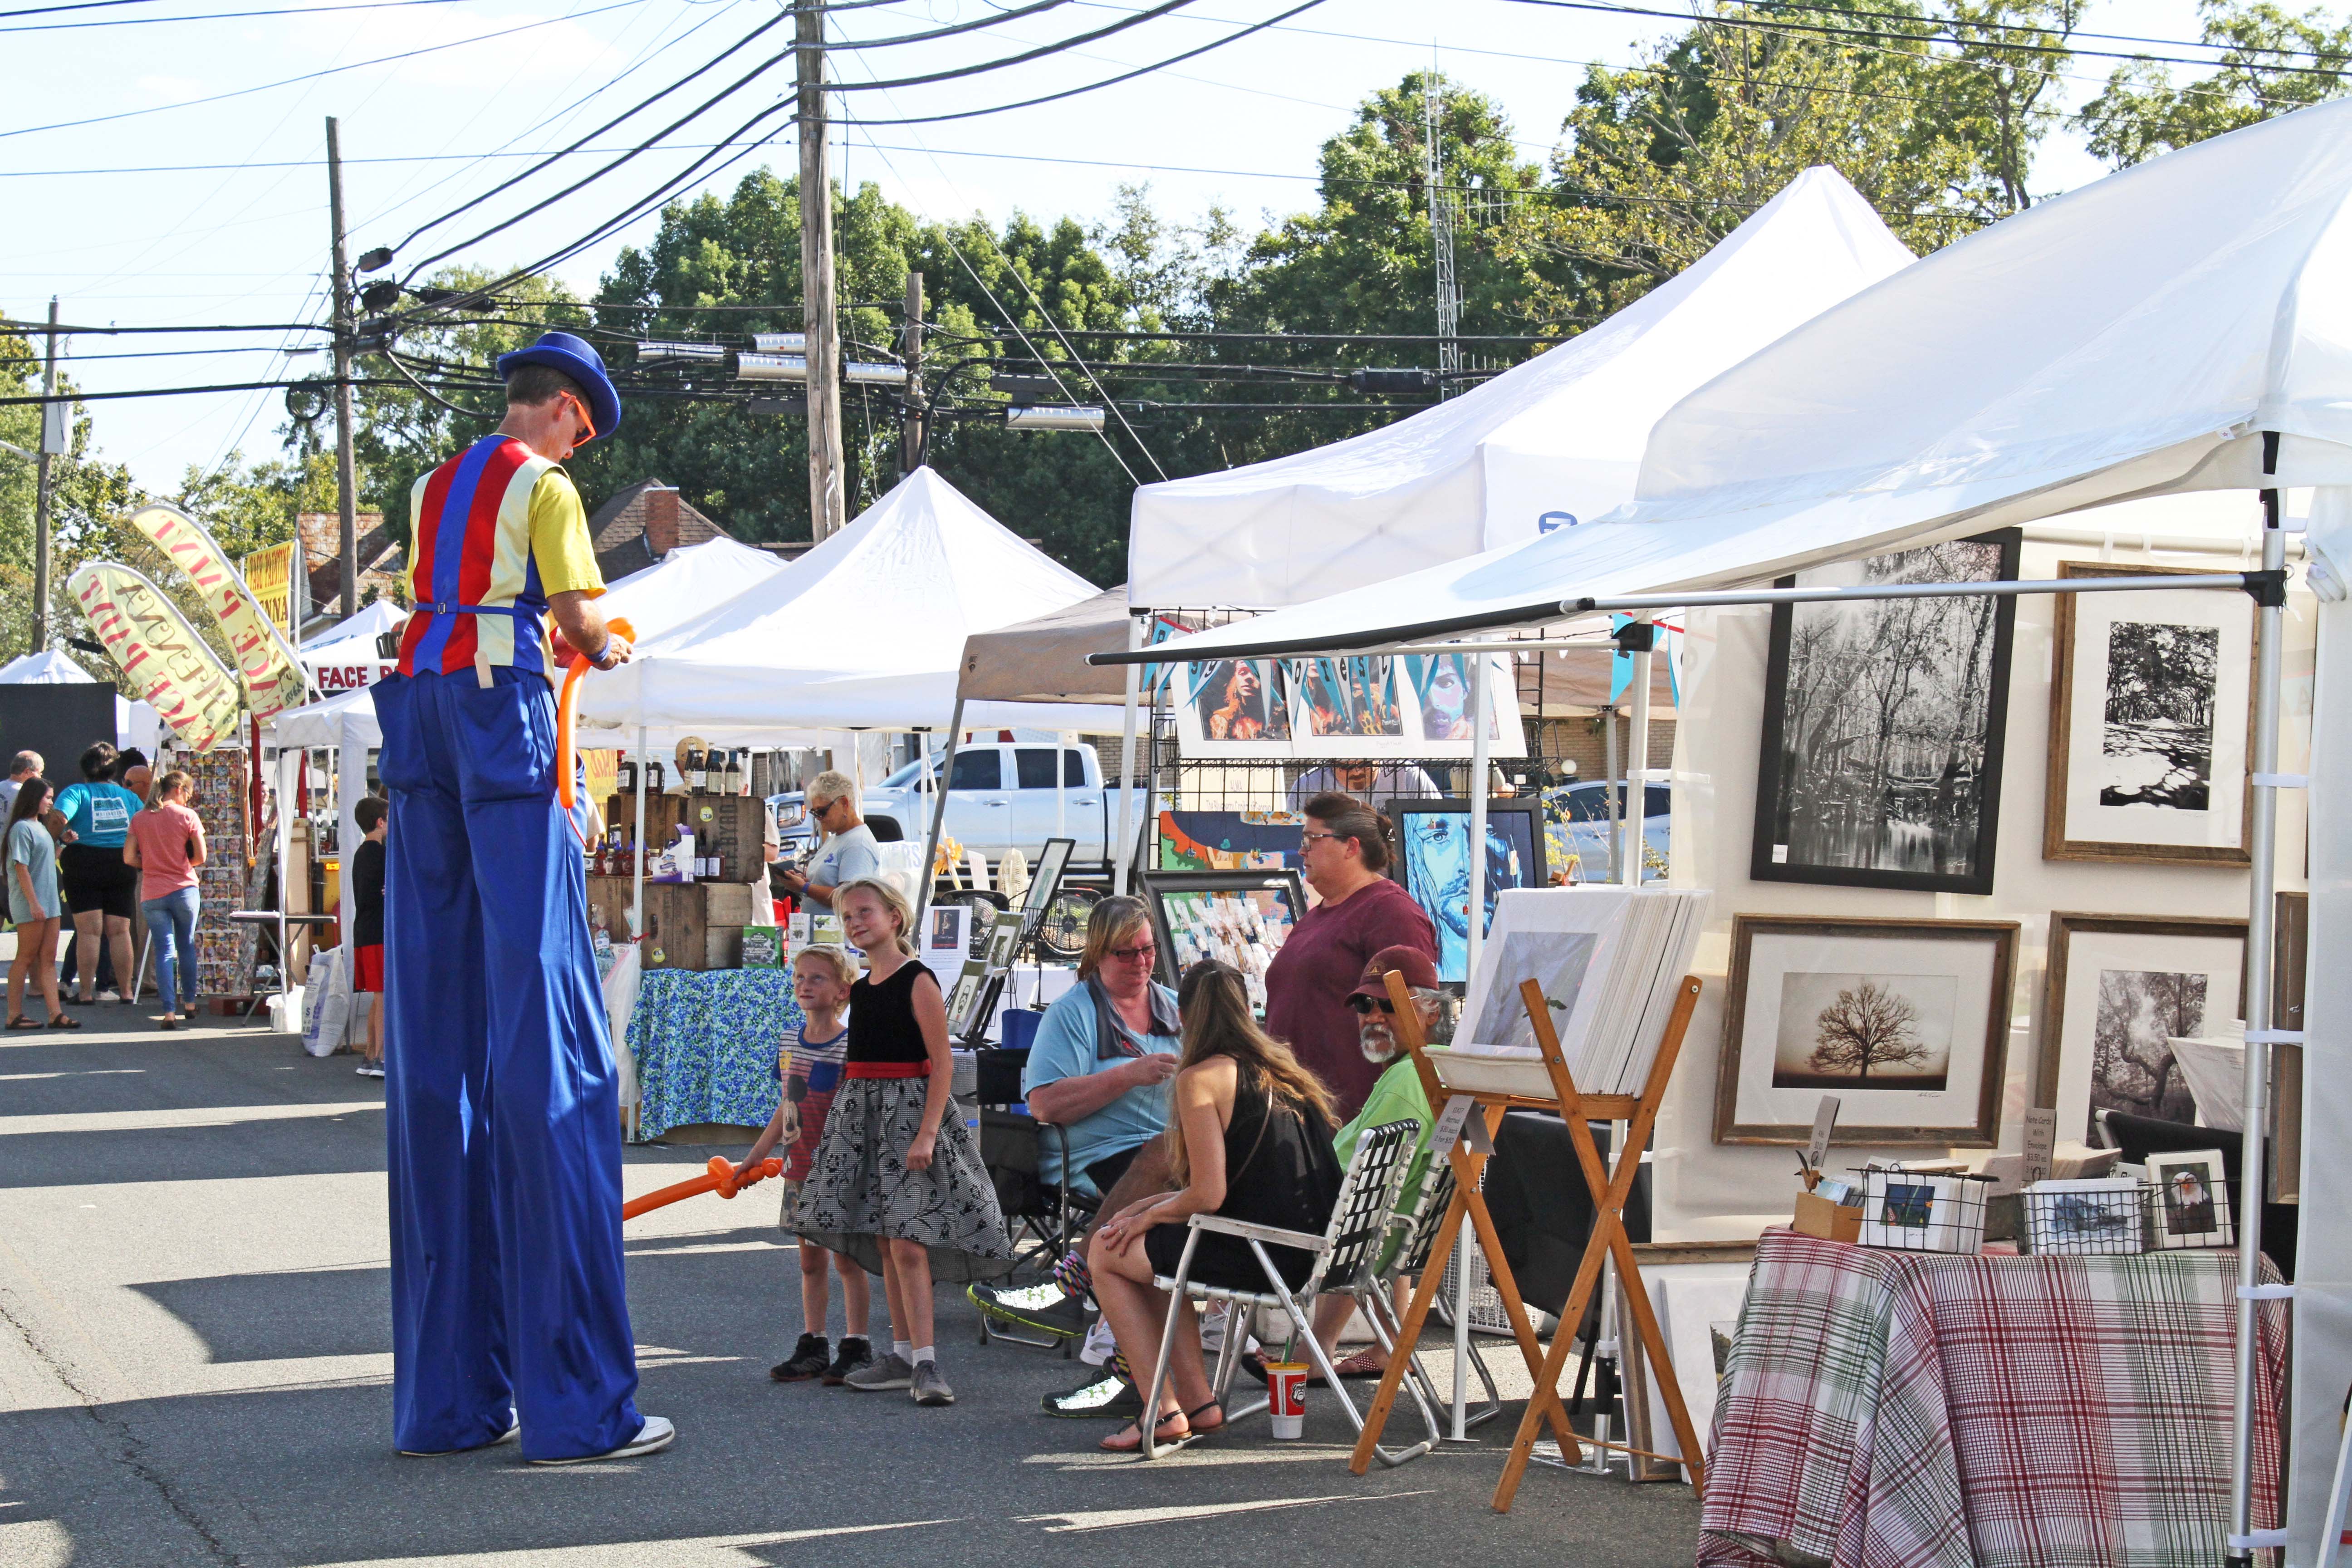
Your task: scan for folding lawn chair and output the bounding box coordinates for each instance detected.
[974,1103,1097,1357]
[1138,1118,1429,1460]
[1336,1157,1503,1465]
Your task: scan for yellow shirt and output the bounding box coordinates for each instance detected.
[529,466,604,601]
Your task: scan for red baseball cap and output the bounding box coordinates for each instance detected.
[1350,944,1438,1001]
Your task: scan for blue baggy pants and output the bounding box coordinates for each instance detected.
[374,666,642,1461]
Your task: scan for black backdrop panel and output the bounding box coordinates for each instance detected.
[0,686,119,784]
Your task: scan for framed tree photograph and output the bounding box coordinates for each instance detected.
[1388,798,1548,985]
[1715,915,2018,1147]
[2041,912,2247,1143]
[2044,561,2256,865]
[1751,530,2021,894]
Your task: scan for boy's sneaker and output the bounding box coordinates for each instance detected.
[910,1360,955,1406]
[769,1333,830,1383]
[968,1279,1087,1339]
[1043,1369,1142,1419]
[843,1352,915,1392]
[821,1337,873,1386]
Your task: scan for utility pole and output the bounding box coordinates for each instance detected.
[797,0,846,540]
[900,270,926,475]
[30,297,59,652]
[1424,70,1460,401]
[327,116,360,619]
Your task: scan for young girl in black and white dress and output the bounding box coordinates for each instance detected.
[790,876,1012,1406]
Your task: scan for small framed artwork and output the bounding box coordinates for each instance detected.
[1388,798,1549,985]
[2146,1148,2234,1249]
[1716,916,2018,1147]
[2040,912,2246,1142]
[1140,870,1308,1014]
[1859,1169,1987,1253]
[2023,1176,2147,1255]
[2045,561,2256,866]
[1750,530,2020,895]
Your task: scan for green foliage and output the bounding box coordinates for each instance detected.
[2076,0,2352,167]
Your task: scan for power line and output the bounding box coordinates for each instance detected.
[0,0,470,31]
[1703,0,2352,63]
[0,317,328,334]
[0,0,649,140]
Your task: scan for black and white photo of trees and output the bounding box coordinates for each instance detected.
[2089,966,2206,1135]
[2099,622,2219,811]
[1754,532,2019,893]
[1771,970,1955,1090]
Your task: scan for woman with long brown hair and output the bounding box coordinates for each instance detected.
[1086,960,1343,1451]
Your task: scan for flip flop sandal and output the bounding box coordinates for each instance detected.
[46,1015,83,1029]
[1098,1408,1191,1453]
[1185,1399,1225,1434]
[6,1016,41,1030]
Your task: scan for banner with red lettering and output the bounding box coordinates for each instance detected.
[128,504,308,721]
[68,562,245,752]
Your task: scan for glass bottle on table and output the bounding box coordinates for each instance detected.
[617,758,637,796]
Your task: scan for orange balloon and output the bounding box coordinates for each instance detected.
[557,615,637,812]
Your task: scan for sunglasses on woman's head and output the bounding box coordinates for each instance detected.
[1346,995,1398,1015]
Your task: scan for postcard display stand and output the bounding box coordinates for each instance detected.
[188,747,256,1000]
[1350,970,1710,1512]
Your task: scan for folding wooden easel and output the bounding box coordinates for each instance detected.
[1345,970,1709,1513]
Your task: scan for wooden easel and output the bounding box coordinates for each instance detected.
[1345,970,1710,1513]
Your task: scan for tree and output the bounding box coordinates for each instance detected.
[1809,980,1931,1079]
[2077,0,2352,168]
[0,319,144,666]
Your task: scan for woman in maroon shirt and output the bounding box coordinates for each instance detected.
[1262,791,1436,1117]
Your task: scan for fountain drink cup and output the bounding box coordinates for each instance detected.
[1266,1362,1309,1439]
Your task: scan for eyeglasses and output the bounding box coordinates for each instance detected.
[559,390,597,444]
[1107,941,1157,963]
[1299,830,1341,848]
[1346,995,1398,1015]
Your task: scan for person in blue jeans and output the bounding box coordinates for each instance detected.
[124,769,206,1029]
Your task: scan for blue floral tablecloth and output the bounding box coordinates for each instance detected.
[626,969,804,1141]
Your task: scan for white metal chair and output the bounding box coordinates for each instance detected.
[1137,1118,1421,1460]
[1337,1156,1504,1464]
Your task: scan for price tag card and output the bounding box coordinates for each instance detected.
[1806,1095,1842,1178]
[2022,1107,2057,1187]
[1431,1094,1478,1156]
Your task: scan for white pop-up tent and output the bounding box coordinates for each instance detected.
[1124,166,1918,609]
[1114,98,2352,1549]
[579,466,1120,736]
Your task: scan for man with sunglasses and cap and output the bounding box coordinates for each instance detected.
[373,332,672,1465]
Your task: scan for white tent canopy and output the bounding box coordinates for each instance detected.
[299,600,405,654]
[580,466,1124,735]
[1124,166,1917,609]
[1127,99,2352,666]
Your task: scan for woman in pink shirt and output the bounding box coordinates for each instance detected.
[122,769,206,1029]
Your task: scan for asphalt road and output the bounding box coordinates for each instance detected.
[0,1007,1701,1568]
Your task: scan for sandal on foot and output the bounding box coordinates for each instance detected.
[46,1015,82,1029]
[157,1015,180,1030]
[6,1016,39,1030]
[1333,1348,1388,1379]
[1185,1399,1225,1434]
[1099,1408,1191,1453]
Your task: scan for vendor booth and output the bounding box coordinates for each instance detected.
[1106,100,2352,1564]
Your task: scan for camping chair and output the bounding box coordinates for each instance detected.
[974,1045,1099,1357]
[1335,1157,1502,1465]
[1138,1119,1422,1460]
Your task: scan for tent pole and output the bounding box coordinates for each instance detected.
[2229,449,2288,1565]
[1115,614,1143,895]
[1627,618,1653,886]
[1602,706,1622,883]
[1454,651,1493,1441]
[916,699,964,933]
[632,725,647,946]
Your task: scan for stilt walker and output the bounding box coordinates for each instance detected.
[375,332,673,1464]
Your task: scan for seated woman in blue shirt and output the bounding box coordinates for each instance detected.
[968,895,1181,1417]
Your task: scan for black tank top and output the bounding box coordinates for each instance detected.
[1215,1063,1342,1237]
[845,959,936,1066]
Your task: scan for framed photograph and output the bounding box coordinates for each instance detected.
[1619,1257,1752,1484]
[2045,561,2256,865]
[1716,916,2018,1147]
[1859,1170,1984,1252]
[2023,1176,2146,1255]
[982,909,1023,974]
[1388,798,1549,985]
[1140,869,1307,1014]
[2040,912,2246,1142]
[1015,837,1076,950]
[2146,1148,2234,1249]
[1174,652,1524,761]
[1751,530,2020,894]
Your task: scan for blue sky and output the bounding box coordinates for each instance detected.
[4,0,2204,492]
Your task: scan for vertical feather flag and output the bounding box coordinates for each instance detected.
[127,504,309,720]
[69,562,245,752]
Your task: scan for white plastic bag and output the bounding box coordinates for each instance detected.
[267,985,305,1035]
[301,947,351,1058]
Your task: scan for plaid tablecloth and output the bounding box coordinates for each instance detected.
[1699,1229,2287,1568]
[627,968,800,1141]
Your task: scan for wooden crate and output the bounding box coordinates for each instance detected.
[587,878,760,970]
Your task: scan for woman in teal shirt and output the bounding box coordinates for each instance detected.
[49,743,143,1005]
[8,777,73,1028]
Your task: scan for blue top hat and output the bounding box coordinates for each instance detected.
[496,331,621,441]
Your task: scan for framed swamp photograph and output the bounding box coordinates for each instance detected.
[1751,529,2021,894]
[1388,798,1548,985]
[2040,912,2246,1143]
[1716,916,2018,1147]
[2045,561,2256,866]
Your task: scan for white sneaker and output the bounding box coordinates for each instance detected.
[1079,1317,1117,1367]
[98,990,121,1003]
[528,1415,674,1465]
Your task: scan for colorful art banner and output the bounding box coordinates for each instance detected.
[241,538,305,635]
[131,504,308,720]
[69,562,245,752]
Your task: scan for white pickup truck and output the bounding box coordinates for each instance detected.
[771,740,1147,868]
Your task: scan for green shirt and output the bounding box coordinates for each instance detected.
[1333,1055,1435,1224]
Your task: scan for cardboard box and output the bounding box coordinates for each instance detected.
[1793,1189,1864,1244]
